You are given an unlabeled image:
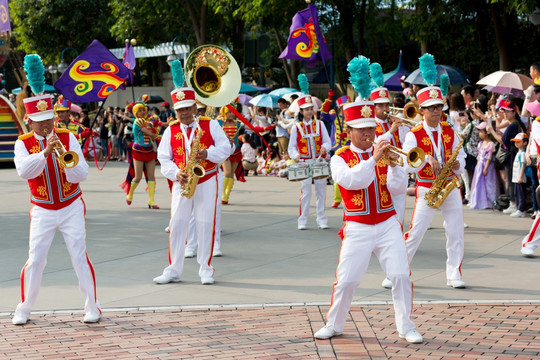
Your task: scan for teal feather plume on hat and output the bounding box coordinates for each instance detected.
[347,55,371,100]
[23,54,45,95]
[369,63,384,88]
[298,74,309,94]
[440,74,449,97]
[419,53,437,86]
[171,60,185,88]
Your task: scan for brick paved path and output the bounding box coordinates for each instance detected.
[1,303,539,359]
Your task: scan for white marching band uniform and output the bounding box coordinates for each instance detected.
[326,144,416,336]
[14,127,100,323]
[157,113,230,282]
[402,118,466,282]
[287,109,331,228]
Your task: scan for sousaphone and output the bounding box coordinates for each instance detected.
[184,45,241,108]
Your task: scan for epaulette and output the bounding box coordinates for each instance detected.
[55,128,70,134]
[410,124,423,132]
[18,132,34,140]
[134,118,146,127]
[169,119,180,126]
[440,121,449,127]
[198,116,211,121]
[335,146,350,156]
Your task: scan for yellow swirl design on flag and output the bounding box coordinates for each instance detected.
[69,60,125,98]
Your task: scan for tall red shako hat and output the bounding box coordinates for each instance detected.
[169,59,196,110]
[415,53,444,108]
[22,54,55,122]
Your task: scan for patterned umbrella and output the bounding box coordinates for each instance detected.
[405,65,469,86]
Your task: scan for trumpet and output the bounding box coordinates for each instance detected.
[47,134,79,169]
[385,103,420,128]
[368,139,425,168]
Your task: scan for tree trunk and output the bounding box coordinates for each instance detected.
[490,3,512,70]
[184,0,206,45]
[272,27,294,87]
[356,0,367,55]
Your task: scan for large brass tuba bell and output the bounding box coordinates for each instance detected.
[184,45,241,108]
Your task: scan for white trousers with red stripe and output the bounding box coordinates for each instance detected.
[299,177,327,227]
[522,215,540,251]
[405,186,464,281]
[15,198,100,318]
[186,173,223,253]
[163,172,221,279]
[326,217,415,334]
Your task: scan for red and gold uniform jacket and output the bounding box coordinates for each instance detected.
[336,146,396,225]
[295,120,324,160]
[411,121,456,188]
[169,117,218,184]
[375,118,402,148]
[19,129,82,210]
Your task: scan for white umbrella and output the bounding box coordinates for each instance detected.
[282,91,304,103]
[476,71,533,97]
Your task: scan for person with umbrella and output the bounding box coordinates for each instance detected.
[287,94,331,230]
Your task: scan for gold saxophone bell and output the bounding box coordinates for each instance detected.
[386,103,420,128]
[184,45,241,108]
[53,139,79,169]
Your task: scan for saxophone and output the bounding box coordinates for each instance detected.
[180,117,206,199]
[424,133,464,209]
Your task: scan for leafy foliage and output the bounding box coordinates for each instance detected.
[10,0,115,64]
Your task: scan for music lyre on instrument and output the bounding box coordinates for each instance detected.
[180,45,242,197]
[367,138,425,168]
[47,134,79,169]
[384,103,420,128]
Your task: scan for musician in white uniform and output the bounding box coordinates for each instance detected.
[13,93,100,325]
[287,94,331,230]
[402,85,467,288]
[314,100,422,344]
[154,87,230,285]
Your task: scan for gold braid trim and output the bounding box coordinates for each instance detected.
[335,145,350,156]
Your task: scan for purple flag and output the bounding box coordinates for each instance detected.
[279,3,332,66]
[0,0,11,35]
[54,40,130,103]
[122,41,136,84]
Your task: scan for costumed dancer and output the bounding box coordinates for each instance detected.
[154,59,230,285]
[123,100,161,209]
[12,55,100,325]
[314,95,422,344]
[54,95,92,144]
[288,74,331,230]
[220,104,244,205]
[398,54,467,289]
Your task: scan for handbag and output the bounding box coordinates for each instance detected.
[495,144,510,165]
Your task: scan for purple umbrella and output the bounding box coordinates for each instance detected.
[236,94,253,105]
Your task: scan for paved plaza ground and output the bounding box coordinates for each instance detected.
[0,162,539,359]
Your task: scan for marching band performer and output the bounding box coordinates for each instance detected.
[288,94,331,230]
[400,54,467,289]
[12,84,100,325]
[314,100,422,344]
[154,85,230,285]
[220,105,243,205]
[125,101,161,209]
[54,95,92,144]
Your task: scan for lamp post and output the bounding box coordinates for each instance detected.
[57,47,79,74]
[166,35,185,66]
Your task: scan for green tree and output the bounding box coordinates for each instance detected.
[10,0,115,64]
